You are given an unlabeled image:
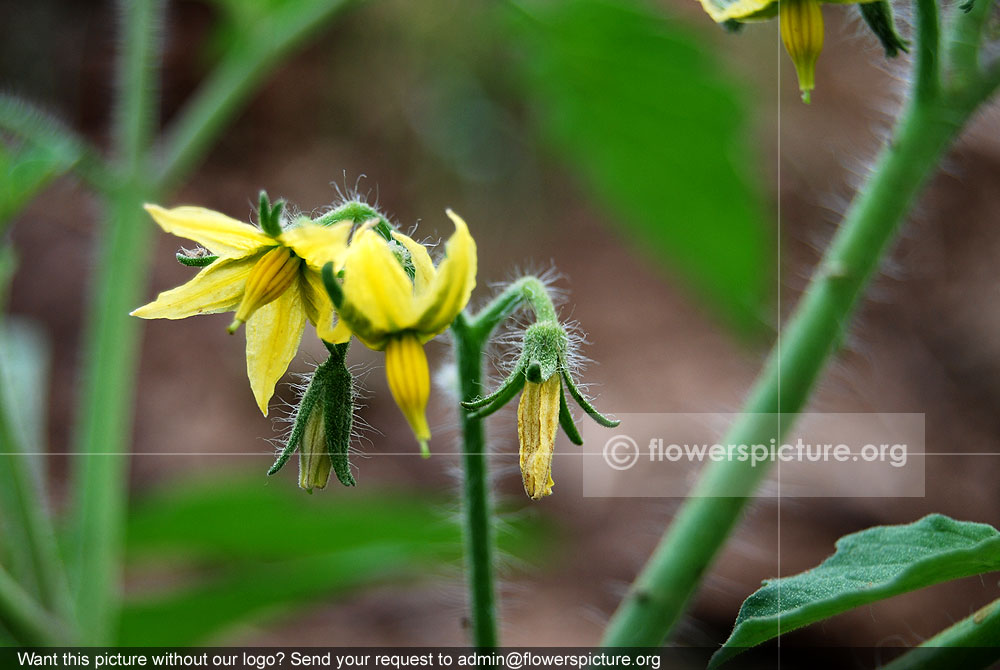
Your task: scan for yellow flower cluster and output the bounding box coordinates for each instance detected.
[132,202,477,452]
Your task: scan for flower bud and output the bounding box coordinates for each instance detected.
[268,342,356,490]
[299,403,332,491]
[780,0,824,103]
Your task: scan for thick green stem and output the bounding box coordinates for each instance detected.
[68,0,162,644]
[451,313,498,648]
[882,597,1000,670]
[601,0,1000,645]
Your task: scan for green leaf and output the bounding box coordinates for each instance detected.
[119,476,547,644]
[506,0,772,334]
[711,515,1000,668]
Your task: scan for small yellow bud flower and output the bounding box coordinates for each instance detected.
[228,246,302,333]
[298,403,332,492]
[780,0,824,103]
[384,333,432,458]
[517,375,562,500]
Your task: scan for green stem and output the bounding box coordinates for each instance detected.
[0,563,70,645]
[602,0,1000,646]
[447,277,561,646]
[0,382,74,628]
[69,0,162,644]
[451,313,498,648]
[155,0,356,190]
[882,597,1000,670]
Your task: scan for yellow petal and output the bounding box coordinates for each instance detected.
[231,246,301,331]
[280,220,352,271]
[414,209,477,337]
[329,319,354,345]
[300,269,338,342]
[384,333,431,454]
[518,376,561,500]
[391,231,435,295]
[245,283,307,416]
[130,255,257,320]
[144,204,272,258]
[339,228,418,341]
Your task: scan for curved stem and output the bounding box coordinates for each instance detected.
[601,0,992,646]
[451,313,498,648]
[882,597,1000,670]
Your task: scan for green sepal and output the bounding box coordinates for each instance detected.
[323,341,356,487]
[858,1,909,58]
[522,322,566,383]
[321,262,344,308]
[258,190,285,238]
[175,252,218,267]
[558,385,584,446]
[462,357,527,419]
[267,373,323,477]
[313,200,387,228]
[560,367,619,428]
[721,19,743,33]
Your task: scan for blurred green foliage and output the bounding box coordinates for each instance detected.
[119,477,548,644]
[507,0,772,333]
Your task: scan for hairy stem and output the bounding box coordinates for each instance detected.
[452,313,498,648]
[882,597,1000,670]
[602,0,1000,646]
[69,0,162,644]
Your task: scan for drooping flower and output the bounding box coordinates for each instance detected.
[326,210,477,455]
[461,317,620,500]
[698,0,875,103]
[518,375,561,499]
[131,200,351,415]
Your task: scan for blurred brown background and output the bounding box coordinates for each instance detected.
[3,0,1000,652]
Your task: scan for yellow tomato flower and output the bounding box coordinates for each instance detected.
[131,204,351,415]
[330,210,477,455]
[698,0,866,102]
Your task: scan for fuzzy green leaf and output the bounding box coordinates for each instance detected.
[711,515,1000,669]
[507,0,771,334]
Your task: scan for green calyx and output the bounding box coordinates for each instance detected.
[461,319,619,434]
[257,190,285,238]
[858,1,909,58]
[267,341,356,491]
